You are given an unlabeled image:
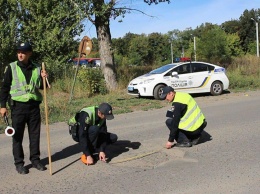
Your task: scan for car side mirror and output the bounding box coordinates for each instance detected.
[171,71,178,76]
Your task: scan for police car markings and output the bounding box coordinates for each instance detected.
[170,80,188,88]
[197,76,211,88]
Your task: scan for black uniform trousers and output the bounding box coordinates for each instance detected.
[11,102,41,167]
[78,111,117,156]
[166,119,207,143]
[86,126,117,152]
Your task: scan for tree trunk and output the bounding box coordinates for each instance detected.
[95,14,118,91]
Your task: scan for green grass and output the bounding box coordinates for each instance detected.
[39,89,169,124]
[1,55,259,132]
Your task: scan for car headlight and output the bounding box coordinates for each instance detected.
[139,78,155,85]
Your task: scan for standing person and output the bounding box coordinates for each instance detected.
[69,102,118,165]
[161,86,207,149]
[0,42,48,174]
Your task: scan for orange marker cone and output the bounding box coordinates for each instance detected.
[81,154,88,165]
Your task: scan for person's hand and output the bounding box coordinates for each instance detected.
[99,152,107,162]
[165,141,174,149]
[0,108,7,117]
[41,70,47,78]
[41,70,51,88]
[86,155,94,165]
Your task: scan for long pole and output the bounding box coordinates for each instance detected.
[69,52,81,103]
[42,62,52,175]
[256,22,259,57]
[69,37,90,103]
[194,36,196,61]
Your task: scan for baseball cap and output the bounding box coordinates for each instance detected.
[161,86,174,99]
[98,103,114,120]
[17,42,33,52]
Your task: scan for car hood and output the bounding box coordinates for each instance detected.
[131,74,158,81]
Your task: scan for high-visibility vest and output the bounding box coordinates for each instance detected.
[9,61,42,102]
[173,92,205,132]
[80,106,105,126]
[68,106,105,127]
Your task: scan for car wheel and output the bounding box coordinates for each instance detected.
[210,81,223,96]
[154,84,166,100]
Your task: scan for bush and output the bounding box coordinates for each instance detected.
[77,67,108,96]
[117,65,153,88]
[227,55,260,90]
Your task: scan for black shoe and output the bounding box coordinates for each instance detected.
[175,142,192,147]
[16,165,29,175]
[191,136,201,146]
[32,163,47,171]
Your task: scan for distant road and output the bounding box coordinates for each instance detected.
[0,90,259,194]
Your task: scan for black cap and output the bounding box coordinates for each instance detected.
[98,103,114,120]
[161,86,174,99]
[17,42,33,52]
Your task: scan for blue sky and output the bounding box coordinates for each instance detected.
[82,0,259,39]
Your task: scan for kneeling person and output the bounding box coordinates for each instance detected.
[161,86,207,149]
[69,103,117,165]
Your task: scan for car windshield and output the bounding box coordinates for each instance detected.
[149,64,177,74]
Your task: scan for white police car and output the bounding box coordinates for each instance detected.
[127,61,229,100]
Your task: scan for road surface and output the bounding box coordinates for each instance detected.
[0,90,259,194]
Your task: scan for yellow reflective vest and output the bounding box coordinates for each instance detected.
[80,106,105,126]
[9,61,42,102]
[68,106,105,127]
[173,92,205,132]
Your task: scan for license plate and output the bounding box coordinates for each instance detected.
[128,87,134,91]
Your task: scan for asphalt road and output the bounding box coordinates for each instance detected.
[0,90,260,194]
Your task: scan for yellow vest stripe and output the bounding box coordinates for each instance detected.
[173,92,205,132]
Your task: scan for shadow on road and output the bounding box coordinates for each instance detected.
[197,130,213,145]
[41,143,81,165]
[39,143,81,175]
[38,140,141,174]
[106,140,141,163]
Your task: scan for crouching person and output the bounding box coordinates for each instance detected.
[69,102,117,165]
[161,86,207,149]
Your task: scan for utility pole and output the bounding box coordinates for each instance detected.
[169,37,173,63]
[182,45,184,57]
[251,18,259,57]
[193,36,196,61]
[191,34,196,61]
[171,42,173,63]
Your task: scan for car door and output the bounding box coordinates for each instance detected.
[189,62,214,91]
[164,63,192,89]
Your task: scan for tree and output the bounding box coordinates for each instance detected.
[197,25,229,63]
[17,1,83,77]
[144,0,170,5]
[221,20,240,34]
[78,0,170,91]
[128,34,149,66]
[238,9,260,53]
[0,0,19,70]
[0,0,83,80]
[226,33,243,57]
